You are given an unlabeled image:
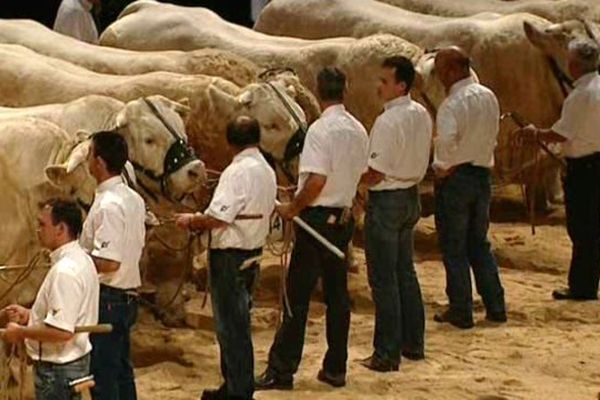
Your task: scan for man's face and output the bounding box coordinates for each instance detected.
[37,207,60,250]
[377,67,406,102]
[87,143,101,181]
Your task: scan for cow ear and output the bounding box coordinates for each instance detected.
[171,97,191,124]
[523,20,543,45]
[45,140,91,187]
[208,84,241,114]
[237,90,254,106]
[45,164,69,188]
[115,107,128,129]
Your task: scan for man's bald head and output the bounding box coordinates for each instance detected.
[434,46,472,90]
[226,115,261,149]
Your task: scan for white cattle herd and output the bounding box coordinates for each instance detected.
[0,0,596,309]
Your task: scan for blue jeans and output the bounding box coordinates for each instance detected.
[365,187,425,364]
[209,248,260,400]
[34,353,90,400]
[91,285,138,400]
[435,165,506,319]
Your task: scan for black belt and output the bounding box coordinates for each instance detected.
[33,352,90,367]
[302,206,352,225]
[100,284,138,298]
[210,247,262,257]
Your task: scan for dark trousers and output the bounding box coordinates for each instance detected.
[34,354,90,400]
[564,153,600,298]
[267,207,354,378]
[434,165,506,319]
[365,187,425,364]
[91,285,138,400]
[209,248,260,400]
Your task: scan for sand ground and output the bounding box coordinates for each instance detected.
[132,192,600,400]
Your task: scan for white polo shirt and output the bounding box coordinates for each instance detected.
[80,176,146,289]
[296,104,369,208]
[368,95,433,191]
[53,0,98,44]
[433,76,500,170]
[26,241,99,364]
[205,147,276,250]
[552,72,600,158]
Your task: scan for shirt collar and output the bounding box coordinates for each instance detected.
[96,176,123,194]
[384,94,411,110]
[573,72,597,88]
[50,241,80,264]
[79,0,93,11]
[320,103,346,118]
[233,147,261,162]
[449,76,477,96]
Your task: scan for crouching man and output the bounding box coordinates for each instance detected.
[176,115,277,400]
[2,199,99,400]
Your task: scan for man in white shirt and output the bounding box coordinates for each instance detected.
[360,56,431,372]
[2,199,99,400]
[80,131,146,400]
[256,67,369,390]
[175,116,276,400]
[520,39,600,301]
[54,0,100,44]
[432,47,506,329]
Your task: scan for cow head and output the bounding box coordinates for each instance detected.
[44,133,96,208]
[210,81,307,164]
[524,19,600,80]
[114,95,207,202]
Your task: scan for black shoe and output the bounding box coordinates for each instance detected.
[254,369,293,391]
[434,309,474,329]
[552,289,598,301]
[485,311,507,323]
[401,350,425,361]
[359,355,399,372]
[317,369,346,387]
[200,387,227,400]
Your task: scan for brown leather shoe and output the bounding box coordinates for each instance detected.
[359,355,399,372]
[552,288,598,301]
[317,369,346,387]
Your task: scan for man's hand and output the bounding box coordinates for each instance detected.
[174,213,197,230]
[4,304,29,325]
[515,124,538,145]
[276,202,297,221]
[2,322,25,344]
[433,164,451,180]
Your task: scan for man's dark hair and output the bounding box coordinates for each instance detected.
[316,67,346,102]
[226,116,261,148]
[382,56,416,91]
[43,199,83,238]
[91,131,128,175]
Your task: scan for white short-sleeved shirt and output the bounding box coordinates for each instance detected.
[433,77,500,170]
[205,147,277,250]
[26,241,99,364]
[296,104,369,208]
[80,176,146,289]
[552,72,600,158]
[368,95,433,191]
[53,0,98,44]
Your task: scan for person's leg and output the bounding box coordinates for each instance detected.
[397,188,425,357]
[435,172,475,324]
[564,161,600,298]
[61,354,91,400]
[90,291,124,400]
[468,172,506,317]
[34,363,64,400]
[118,297,138,400]
[210,250,257,399]
[364,191,402,365]
[265,226,321,381]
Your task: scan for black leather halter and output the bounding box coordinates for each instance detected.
[129,98,197,202]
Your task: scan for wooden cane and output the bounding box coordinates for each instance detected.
[69,375,95,400]
[0,324,113,336]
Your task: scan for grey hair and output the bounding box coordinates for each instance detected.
[568,38,600,73]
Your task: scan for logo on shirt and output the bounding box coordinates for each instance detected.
[370,152,379,159]
[220,205,229,213]
[101,241,110,249]
[51,308,60,316]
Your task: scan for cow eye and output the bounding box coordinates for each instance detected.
[145,138,155,145]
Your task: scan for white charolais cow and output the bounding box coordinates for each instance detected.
[99,1,427,130]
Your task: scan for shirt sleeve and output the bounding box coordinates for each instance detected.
[43,269,82,333]
[368,116,404,176]
[204,169,247,224]
[298,128,331,176]
[433,102,459,169]
[552,92,583,140]
[90,204,125,263]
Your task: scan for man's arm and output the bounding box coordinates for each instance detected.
[278,173,327,220]
[360,167,385,188]
[2,322,73,344]
[92,257,121,274]
[175,213,229,231]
